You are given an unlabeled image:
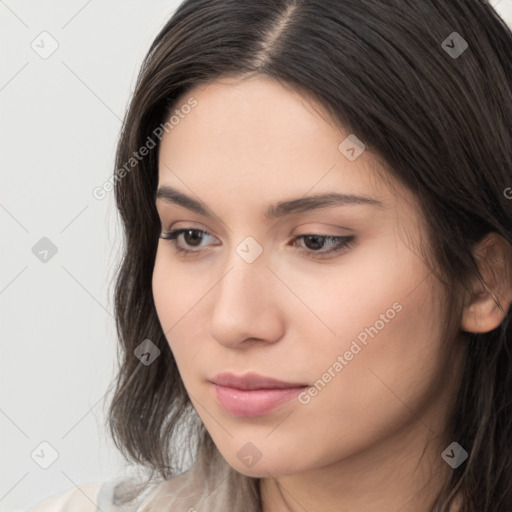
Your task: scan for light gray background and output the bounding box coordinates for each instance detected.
[1,1,511,511]
[1,2,181,511]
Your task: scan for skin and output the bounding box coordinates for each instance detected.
[152,75,511,512]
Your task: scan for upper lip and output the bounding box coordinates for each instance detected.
[211,372,308,390]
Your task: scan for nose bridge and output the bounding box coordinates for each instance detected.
[209,241,284,345]
[217,245,268,313]
[220,231,268,295]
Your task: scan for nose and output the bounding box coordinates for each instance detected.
[209,250,285,349]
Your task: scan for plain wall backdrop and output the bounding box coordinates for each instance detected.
[1,2,182,511]
[1,1,511,511]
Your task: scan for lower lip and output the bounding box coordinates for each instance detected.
[212,383,307,417]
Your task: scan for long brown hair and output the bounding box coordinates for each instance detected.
[106,1,512,510]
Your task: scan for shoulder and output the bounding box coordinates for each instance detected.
[24,449,259,512]
[24,481,104,512]
[24,476,159,512]
[138,450,260,512]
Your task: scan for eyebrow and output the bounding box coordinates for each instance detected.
[155,185,384,220]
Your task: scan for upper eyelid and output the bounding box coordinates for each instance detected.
[160,218,354,233]
[162,227,349,237]
[164,228,351,245]
[156,205,361,234]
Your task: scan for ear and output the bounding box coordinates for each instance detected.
[461,232,512,333]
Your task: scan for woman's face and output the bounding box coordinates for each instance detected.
[152,76,465,478]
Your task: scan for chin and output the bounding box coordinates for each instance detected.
[223,453,303,479]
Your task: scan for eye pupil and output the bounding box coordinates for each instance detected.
[304,235,325,250]
[184,230,204,246]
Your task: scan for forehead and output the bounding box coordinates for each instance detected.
[160,76,344,162]
[156,76,415,220]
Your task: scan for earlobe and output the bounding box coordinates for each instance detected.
[461,293,505,333]
[460,232,512,334]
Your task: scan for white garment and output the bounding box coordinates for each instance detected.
[24,447,260,512]
[24,477,161,512]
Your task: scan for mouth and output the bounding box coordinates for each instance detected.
[210,372,309,417]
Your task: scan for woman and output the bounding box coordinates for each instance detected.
[27,0,512,510]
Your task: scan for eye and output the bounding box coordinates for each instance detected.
[291,234,355,258]
[160,228,217,255]
[160,228,355,259]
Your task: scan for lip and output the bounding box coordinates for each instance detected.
[210,372,308,417]
[211,371,308,390]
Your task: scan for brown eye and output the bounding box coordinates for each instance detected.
[181,229,206,246]
[293,234,355,258]
[160,228,217,256]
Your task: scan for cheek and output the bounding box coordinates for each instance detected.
[152,251,177,329]
[261,269,447,472]
[277,231,425,347]
[152,247,210,326]
[301,290,447,468]
[284,234,446,409]
[151,250,207,365]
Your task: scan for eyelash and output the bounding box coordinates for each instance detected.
[160,228,355,259]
